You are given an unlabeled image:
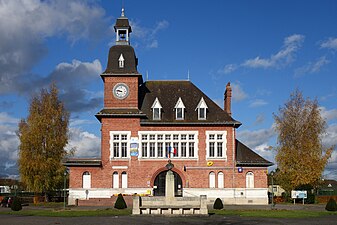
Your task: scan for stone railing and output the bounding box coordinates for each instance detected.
[132,195,208,215]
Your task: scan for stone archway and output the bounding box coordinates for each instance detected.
[153,170,183,197]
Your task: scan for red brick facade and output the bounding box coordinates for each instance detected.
[65,10,271,205]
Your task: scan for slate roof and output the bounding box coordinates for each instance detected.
[114,17,132,32]
[102,45,139,75]
[139,80,241,126]
[96,108,146,121]
[63,158,102,167]
[236,139,273,167]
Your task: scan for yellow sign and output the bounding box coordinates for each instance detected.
[207,161,214,166]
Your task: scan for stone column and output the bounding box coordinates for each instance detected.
[132,196,140,214]
[165,170,175,200]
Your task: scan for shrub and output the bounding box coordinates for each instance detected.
[213,198,223,210]
[114,193,127,209]
[325,198,337,211]
[11,197,22,211]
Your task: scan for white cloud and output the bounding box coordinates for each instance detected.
[66,127,100,158]
[249,99,268,108]
[231,82,248,102]
[320,37,337,50]
[237,126,276,164]
[0,113,20,177]
[243,34,305,69]
[320,107,337,122]
[237,127,276,150]
[0,0,109,94]
[294,56,330,77]
[130,19,169,49]
[254,113,265,125]
[217,64,238,74]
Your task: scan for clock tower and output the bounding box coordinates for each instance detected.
[98,8,143,111]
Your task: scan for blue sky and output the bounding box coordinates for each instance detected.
[0,0,336,180]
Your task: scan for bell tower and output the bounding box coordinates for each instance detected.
[97,8,143,114]
[115,8,131,45]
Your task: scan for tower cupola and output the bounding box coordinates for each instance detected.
[114,8,132,45]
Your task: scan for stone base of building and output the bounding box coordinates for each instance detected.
[68,187,268,206]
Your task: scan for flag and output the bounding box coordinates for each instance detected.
[166,146,177,158]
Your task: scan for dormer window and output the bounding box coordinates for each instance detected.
[174,97,185,120]
[151,97,162,120]
[196,97,208,120]
[119,54,125,68]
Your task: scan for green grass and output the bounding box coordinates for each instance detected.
[0,208,132,217]
[210,209,337,218]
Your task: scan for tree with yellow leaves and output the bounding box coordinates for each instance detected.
[274,89,333,192]
[18,84,69,198]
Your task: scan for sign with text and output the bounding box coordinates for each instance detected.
[291,190,307,199]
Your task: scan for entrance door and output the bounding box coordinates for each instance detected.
[153,170,182,197]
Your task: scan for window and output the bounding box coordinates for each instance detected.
[151,97,162,120]
[139,131,198,159]
[218,172,224,188]
[121,172,127,188]
[174,97,185,120]
[113,172,119,188]
[195,97,208,120]
[82,171,91,189]
[118,54,124,68]
[209,172,215,188]
[206,131,227,159]
[109,131,131,159]
[246,172,254,188]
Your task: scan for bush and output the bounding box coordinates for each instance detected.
[11,197,22,211]
[114,194,127,209]
[213,198,223,210]
[325,198,337,211]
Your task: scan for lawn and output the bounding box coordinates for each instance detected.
[210,209,337,218]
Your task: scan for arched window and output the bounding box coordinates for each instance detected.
[209,172,215,188]
[82,171,91,189]
[218,172,224,188]
[246,172,254,188]
[113,172,119,188]
[121,171,128,188]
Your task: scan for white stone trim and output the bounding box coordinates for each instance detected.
[138,131,199,159]
[205,131,227,160]
[112,166,128,169]
[109,131,131,160]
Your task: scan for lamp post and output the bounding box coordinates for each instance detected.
[271,171,274,209]
[63,170,67,210]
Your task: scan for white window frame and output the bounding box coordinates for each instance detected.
[209,172,215,188]
[82,171,91,189]
[246,172,254,188]
[119,54,125,68]
[121,171,128,188]
[138,131,198,159]
[109,131,131,159]
[206,131,227,159]
[113,172,119,188]
[195,97,208,120]
[174,97,185,120]
[151,97,162,120]
[218,172,224,188]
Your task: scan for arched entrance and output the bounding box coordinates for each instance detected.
[153,170,183,197]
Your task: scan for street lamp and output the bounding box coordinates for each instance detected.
[271,171,274,209]
[64,170,67,210]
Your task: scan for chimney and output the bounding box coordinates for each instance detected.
[224,82,232,116]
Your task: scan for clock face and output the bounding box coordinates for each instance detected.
[113,83,129,99]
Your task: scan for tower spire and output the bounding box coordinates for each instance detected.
[121,7,125,17]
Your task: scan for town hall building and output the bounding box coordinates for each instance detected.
[65,9,273,206]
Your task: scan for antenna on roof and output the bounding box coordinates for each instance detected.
[187,69,190,81]
[146,70,149,81]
